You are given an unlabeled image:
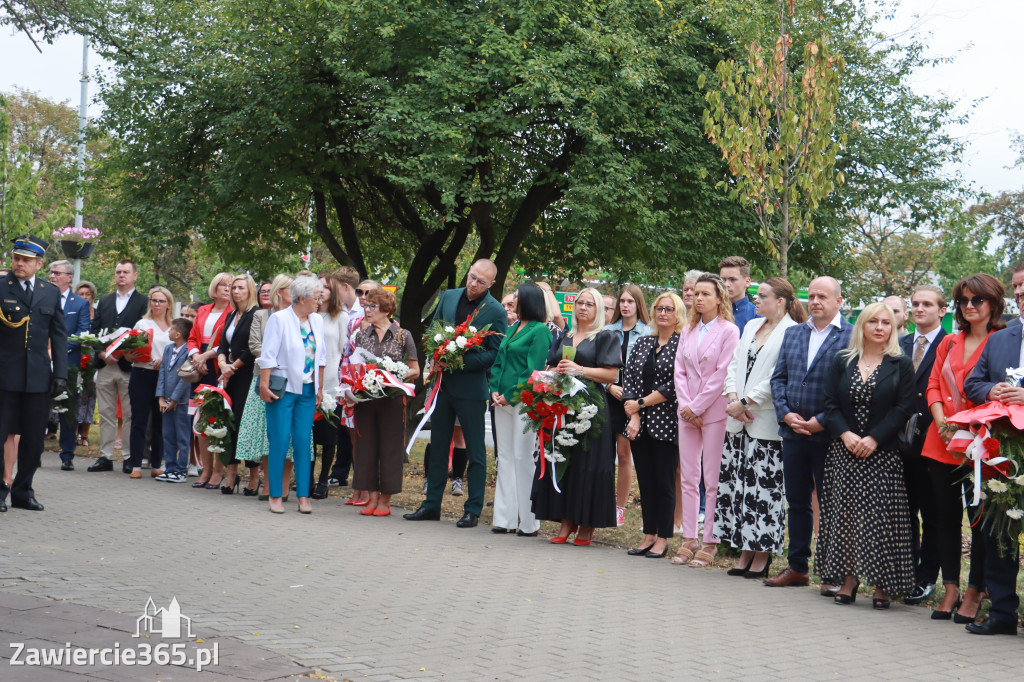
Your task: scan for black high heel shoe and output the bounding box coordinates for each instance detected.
[221,476,240,495]
[873,596,891,610]
[645,547,668,559]
[627,543,655,556]
[727,557,754,577]
[243,479,262,497]
[744,563,771,580]
[931,594,963,620]
[834,581,860,605]
[310,482,329,500]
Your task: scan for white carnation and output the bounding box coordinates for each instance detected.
[208,445,225,454]
[469,326,478,333]
[446,341,458,352]
[987,479,1008,494]
[1006,508,1024,520]
[434,333,444,342]
[444,326,455,333]
[54,392,69,401]
[455,336,468,349]
[205,426,228,439]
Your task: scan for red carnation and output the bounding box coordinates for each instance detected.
[129,329,140,337]
[207,416,217,424]
[521,391,534,406]
[983,438,1000,456]
[80,356,91,369]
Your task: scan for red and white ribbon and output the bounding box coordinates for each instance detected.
[406,375,442,455]
[191,383,233,437]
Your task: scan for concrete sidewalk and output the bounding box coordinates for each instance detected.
[1,451,1022,681]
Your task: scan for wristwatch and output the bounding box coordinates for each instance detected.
[740,397,749,406]
[637,398,646,408]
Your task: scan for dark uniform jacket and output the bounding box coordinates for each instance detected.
[0,275,67,393]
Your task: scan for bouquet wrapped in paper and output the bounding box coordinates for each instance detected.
[105,328,153,364]
[512,370,606,491]
[193,384,235,464]
[336,347,414,404]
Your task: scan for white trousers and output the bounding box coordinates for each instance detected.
[492,404,540,533]
[95,366,132,461]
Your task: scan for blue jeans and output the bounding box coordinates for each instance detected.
[161,404,192,474]
[266,383,316,498]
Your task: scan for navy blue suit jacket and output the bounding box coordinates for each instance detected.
[900,328,947,445]
[771,318,854,442]
[62,289,92,363]
[965,325,1022,405]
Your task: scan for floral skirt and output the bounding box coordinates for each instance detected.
[235,375,312,462]
[713,432,786,555]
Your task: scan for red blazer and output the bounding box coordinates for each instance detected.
[921,331,991,465]
[187,303,227,355]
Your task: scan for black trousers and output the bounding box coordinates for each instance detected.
[0,390,50,500]
[128,367,162,469]
[329,424,353,482]
[781,437,827,574]
[423,442,468,479]
[927,459,986,589]
[313,405,342,485]
[980,526,1020,622]
[632,432,678,539]
[903,448,940,585]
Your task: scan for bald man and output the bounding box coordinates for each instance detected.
[766,277,853,590]
[883,295,909,337]
[405,259,508,528]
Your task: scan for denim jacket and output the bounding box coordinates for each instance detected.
[606,318,652,384]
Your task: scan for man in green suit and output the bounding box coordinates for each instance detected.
[405,259,508,527]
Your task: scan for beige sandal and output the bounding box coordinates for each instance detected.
[688,545,717,568]
[671,540,700,565]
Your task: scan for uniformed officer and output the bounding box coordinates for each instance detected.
[0,234,68,512]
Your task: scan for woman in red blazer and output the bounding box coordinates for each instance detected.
[672,273,740,568]
[187,272,232,488]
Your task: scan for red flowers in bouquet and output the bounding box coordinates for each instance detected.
[423,305,503,378]
[105,328,153,363]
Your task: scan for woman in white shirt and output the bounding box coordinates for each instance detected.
[258,276,327,514]
[126,286,174,478]
[311,274,348,500]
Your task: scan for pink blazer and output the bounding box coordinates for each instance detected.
[673,318,740,424]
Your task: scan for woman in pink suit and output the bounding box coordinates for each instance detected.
[672,273,739,568]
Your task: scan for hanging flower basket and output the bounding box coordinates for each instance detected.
[53,227,100,259]
[60,240,96,259]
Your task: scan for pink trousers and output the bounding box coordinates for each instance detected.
[678,417,727,543]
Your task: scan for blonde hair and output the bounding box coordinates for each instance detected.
[143,286,175,326]
[269,273,295,309]
[207,272,234,300]
[651,292,685,334]
[568,287,606,341]
[841,301,903,365]
[686,273,733,329]
[230,274,259,313]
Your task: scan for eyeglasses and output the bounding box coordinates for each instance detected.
[575,301,596,309]
[956,296,986,308]
[149,298,168,305]
[467,272,493,286]
[50,270,73,277]
[355,288,366,296]
[258,288,270,296]
[653,306,675,314]
[363,303,379,311]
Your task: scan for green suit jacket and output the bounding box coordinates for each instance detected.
[432,288,507,400]
[489,320,553,402]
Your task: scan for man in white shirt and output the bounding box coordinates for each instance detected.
[87,260,148,473]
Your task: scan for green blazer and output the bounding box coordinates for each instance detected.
[489,320,553,402]
[432,288,508,400]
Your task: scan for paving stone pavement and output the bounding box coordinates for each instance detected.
[2,451,1023,681]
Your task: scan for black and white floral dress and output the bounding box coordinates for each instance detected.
[815,365,914,595]
[714,344,786,554]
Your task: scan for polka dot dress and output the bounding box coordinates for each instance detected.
[815,365,915,596]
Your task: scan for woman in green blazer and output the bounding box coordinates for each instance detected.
[489,284,555,535]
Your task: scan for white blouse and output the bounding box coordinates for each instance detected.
[257,307,327,395]
[318,310,349,397]
[131,319,172,370]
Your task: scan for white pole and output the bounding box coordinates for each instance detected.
[72,35,89,285]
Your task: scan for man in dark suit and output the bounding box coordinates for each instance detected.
[898,285,948,603]
[405,259,508,528]
[47,259,92,470]
[765,276,853,589]
[963,323,1022,636]
[1007,263,1024,329]
[0,235,68,512]
[86,259,148,473]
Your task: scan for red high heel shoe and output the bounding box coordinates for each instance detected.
[549,524,579,544]
[574,527,595,546]
[359,506,377,516]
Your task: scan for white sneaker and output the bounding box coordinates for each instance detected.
[698,512,705,524]
[154,471,178,482]
[169,472,187,483]
[616,506,625,527]
[187,465,199,477]
[451,478,464,496]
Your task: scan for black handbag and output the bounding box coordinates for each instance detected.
[898,411,919,456]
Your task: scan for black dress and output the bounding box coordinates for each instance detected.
[816,364,915,595]
[531,330,621,528]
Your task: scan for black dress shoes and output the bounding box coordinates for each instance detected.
[904,582,935,604]
[11,496,44,511]
[122,460,133,474]
[403,506,441,521]
[87,458,113,472]
[966,618,1018,636]
[456,512,478,528]
[61,460,74,471]
[516,530,538,537]
[628,544,654,556]
[491,527,509,534]
[0,485,8,513]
